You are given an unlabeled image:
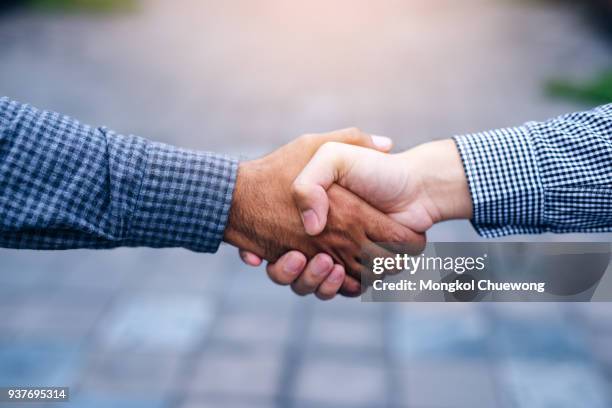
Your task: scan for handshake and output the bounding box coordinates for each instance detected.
[0,99,604,284]
[223,128,473,300]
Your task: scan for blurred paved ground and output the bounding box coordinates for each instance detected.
[0,0,611,407]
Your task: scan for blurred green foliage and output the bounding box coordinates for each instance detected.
[27,0,136,12]
[547,70,612,104]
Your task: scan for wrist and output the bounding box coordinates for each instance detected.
[223,160,263,254]
[405,139,473,223]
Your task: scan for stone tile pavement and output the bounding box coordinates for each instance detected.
[0,0,612,407]
[1,247,612,407]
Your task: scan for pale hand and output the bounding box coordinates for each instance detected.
[292,138,473,236]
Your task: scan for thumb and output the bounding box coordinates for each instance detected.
[292,142,362,235]
[292,183,329,236]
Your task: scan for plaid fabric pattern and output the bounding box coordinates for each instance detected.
[454,103,612,237]
[0,97,238,252]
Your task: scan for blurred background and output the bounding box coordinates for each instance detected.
[0,0,611,407]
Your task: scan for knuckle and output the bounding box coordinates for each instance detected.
[344,127,368,143]
[299,133,314,141]
[298,133,317,145]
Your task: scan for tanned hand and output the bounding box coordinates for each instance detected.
[223,129,426,295]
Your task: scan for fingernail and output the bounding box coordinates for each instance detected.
[300,209,319,235]
[312,255,333,276]
[371,135,392,150]
[284,255,303,276]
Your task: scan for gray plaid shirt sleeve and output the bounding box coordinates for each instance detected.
[0,97,238,252]
[454,103,612,237]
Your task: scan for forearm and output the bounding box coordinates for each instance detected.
[0,97,238,252]
[410,104,612,236]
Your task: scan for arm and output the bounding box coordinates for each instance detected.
[291,103,612,236]
[0,99,422,298]
[0,97,237,252]
[454,103,612,236]
[256,104,612,297]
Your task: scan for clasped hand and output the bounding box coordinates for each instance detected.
[224,128,472,300]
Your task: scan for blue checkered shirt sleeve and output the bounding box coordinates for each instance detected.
[0,97,238,252]
[454,103,612,237]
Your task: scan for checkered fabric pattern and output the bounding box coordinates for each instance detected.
[0,97,238,252]
[454,103,612,237]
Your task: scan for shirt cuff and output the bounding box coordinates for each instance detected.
[126,140,238,252]
[453,127,544,237]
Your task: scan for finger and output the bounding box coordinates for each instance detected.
[314,127,393,152]
[339,275,363,297]
[327,185,426,282]
[239,250,263,267]
[315,264,345,300]
[266,251,307,285]
[360,204,427,282]
[360,241,398,278]
[292,142,361,235]
[365,213,427,255]
[344,257,374,287]
[290,253,334,296]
